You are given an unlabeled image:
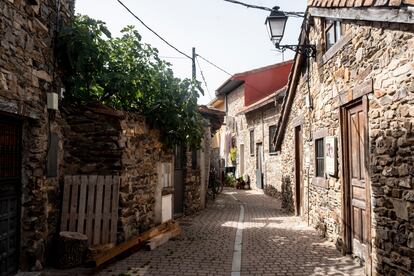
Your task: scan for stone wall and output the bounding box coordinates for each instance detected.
[279,18,414,275]
[184,124,211,214]
[244,103,281,193]
[0,0,74,271]
[62,104,173,242]
[225,85,245,167]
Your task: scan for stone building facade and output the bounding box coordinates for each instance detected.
[273,1,414,275]
[215,62,291,193]
[0,0,74,272]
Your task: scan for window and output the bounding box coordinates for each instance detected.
[269,125,277,154]
[315,138,325,177]
[250,130,254,156]
[325,20,342,50]
[161,162,172,188]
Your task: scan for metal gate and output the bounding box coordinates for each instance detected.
[0,116,21,276]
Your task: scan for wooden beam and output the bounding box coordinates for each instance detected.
[309,7,414,24]
[88,220,178,267]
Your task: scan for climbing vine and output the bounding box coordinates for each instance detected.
[55,15,204,149]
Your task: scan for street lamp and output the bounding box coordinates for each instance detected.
[265,6,288,46]
[265,6,316,58]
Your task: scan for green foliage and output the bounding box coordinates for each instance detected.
[229,147,237,164]
[55,15,204,149]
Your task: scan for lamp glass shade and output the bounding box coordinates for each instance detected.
[265,7,288,45]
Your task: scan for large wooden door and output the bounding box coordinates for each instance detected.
[344,101,370,262]
[0,116,21,276]
[294,126,303,216]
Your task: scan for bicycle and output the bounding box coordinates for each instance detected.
[207,167,224,199]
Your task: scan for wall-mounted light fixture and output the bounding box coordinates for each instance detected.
[265,6,316,58]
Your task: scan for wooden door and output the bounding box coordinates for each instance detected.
[344,101,370,262]
[0,116,21,276]
[294,126,303,216]
[256,143,263,189]
[173,145,185,217]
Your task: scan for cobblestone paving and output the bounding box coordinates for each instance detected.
[44,188,364,276]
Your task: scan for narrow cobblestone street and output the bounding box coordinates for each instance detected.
[46,188,364,276]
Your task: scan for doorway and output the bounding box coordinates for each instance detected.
[342,99,371,265]
[0,115,21,275]
[239,144,244,177]
[173,145,185,217]
[294,125,303,216]
[256,143,263,189]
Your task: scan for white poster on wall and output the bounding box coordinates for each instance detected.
[325,136,337,176]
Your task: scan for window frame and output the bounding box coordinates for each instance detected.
[324,19,343,51]
[315,138,325,178]
[269,125,277,154]
[249,129,254,156]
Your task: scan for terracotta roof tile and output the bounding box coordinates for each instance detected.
[389,0,402,5]
[339,0,348,7]
[363,0,374,6]
[309,0,412,7]
[354,0,364,6]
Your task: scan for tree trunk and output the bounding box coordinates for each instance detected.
[55,231,88,269]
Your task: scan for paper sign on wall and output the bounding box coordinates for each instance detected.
[325,136,337,176]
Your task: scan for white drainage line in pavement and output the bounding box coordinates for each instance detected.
[231,195,244,276]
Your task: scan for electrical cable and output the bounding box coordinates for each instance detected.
[195,56,213,101]
[117,0,192,60]
[196,54,232,76]
[222,0,305,17]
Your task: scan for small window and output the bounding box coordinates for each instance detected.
[269,125,277,154]
[315,138,325,177]
[249,130,254,156]
[161,162,172,188]
[325,20,342,51]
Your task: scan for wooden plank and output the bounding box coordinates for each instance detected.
[145,226,181,251]
[110,176,119,244]
[61,176,72,231]
[77,175,88,233]
[101,176,112,244]
[93,176,104,245]
[69,176,80,232]
[86,175,97,243]
[309,7,414,24]
[89,220,177,267]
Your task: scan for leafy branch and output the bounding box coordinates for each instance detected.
[55,15,204,149]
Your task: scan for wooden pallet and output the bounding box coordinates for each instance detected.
[61,175,120,246]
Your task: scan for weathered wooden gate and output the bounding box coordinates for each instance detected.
[0,116,21,276]
[61,175,120,246]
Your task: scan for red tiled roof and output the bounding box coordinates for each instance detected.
[308,0,414,7]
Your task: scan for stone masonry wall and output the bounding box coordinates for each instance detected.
[0,0,74,271]
[279,18,414,275]
[244,103,282,195]
[62,104,173,243]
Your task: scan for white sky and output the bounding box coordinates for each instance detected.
[75,0,307,104]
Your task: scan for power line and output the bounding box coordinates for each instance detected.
[196,54,232,76]
[222,0,305,17]
[159,56,189,60]
[195,56,212,100]
[117,0,192,60]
